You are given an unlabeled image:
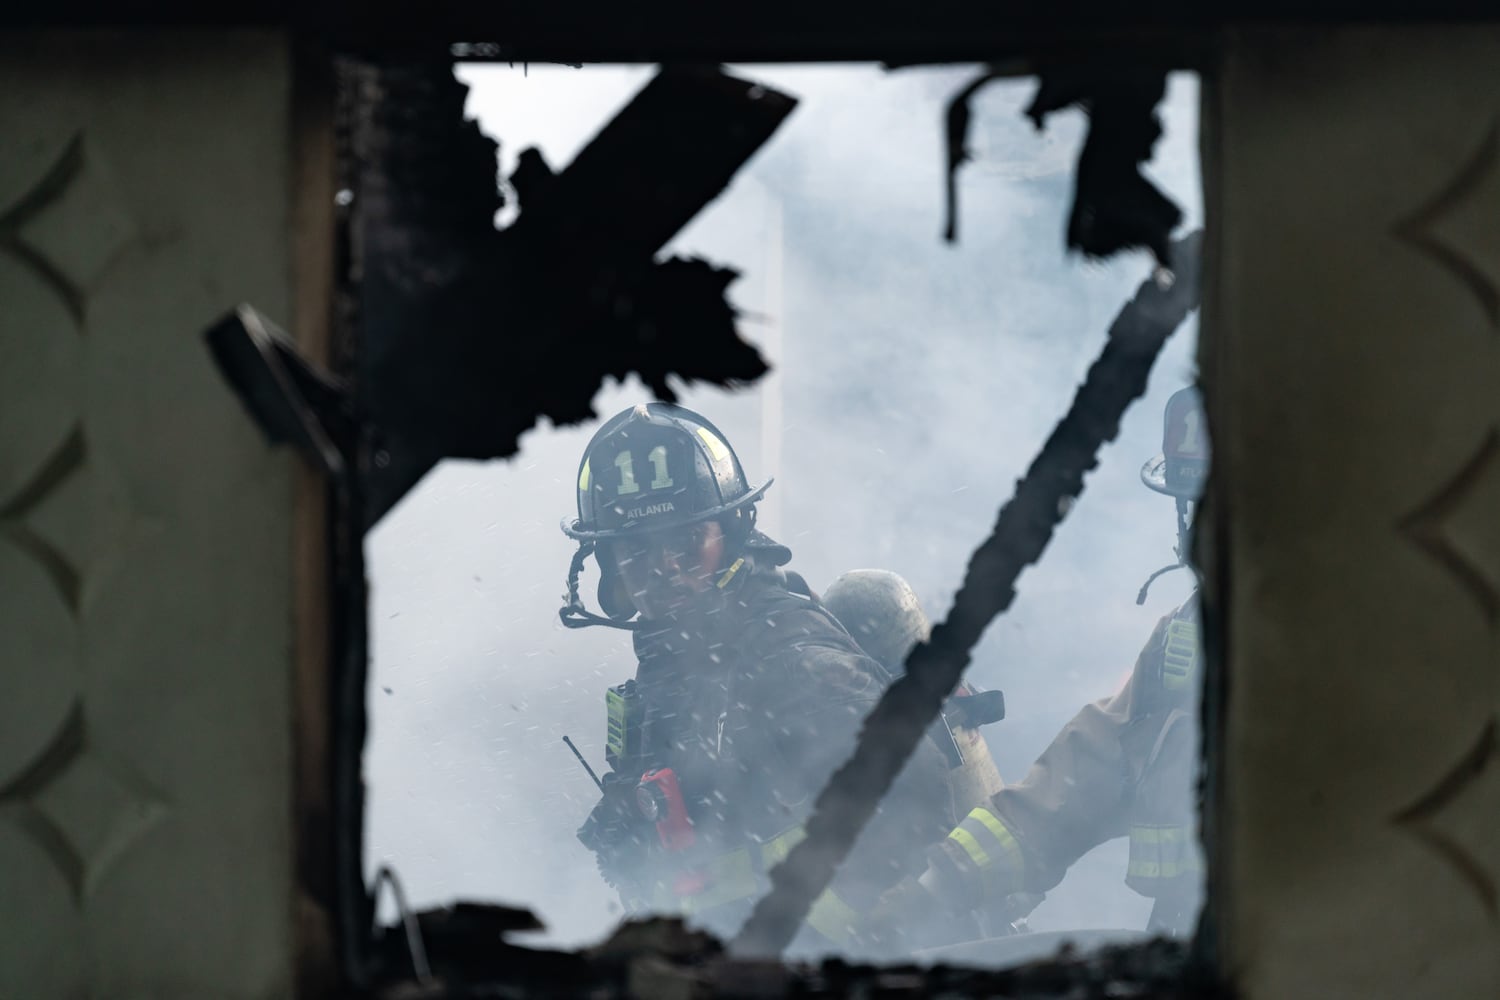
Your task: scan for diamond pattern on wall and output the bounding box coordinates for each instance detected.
[1394,719,1500,919]
[0,133,138,325]
[1,427,86,611]
[1395,119,1500,329]
[1400,428,1500,624]
[0,704,165,902]
[0,544,81,794]
[1,426,150,615]
[0,255,82,511]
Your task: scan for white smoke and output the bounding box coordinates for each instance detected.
[365,63,1203,953]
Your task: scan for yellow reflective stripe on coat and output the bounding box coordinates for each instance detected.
[605,688,628,761]
[1161,619,1200,692]
[756,826,863,943]
[760,825,806,867]
[949,827,989,869]
[643,823,869,944]
[805,888,860,945]
[1126,824,1203,881]
[948,807,1026,900]
[654,825,810,916]
[651,847,760,914]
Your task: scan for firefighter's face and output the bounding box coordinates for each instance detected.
[610,519,727,619]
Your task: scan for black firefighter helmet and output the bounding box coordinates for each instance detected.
[1136,387,1209,604]
[559,402,772,629]
[1140,386,1209,501]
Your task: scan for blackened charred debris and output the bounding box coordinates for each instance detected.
[372,907,1203,1000]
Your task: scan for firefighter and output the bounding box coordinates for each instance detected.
[560,402,955,952]
[821,570,1007,847]
[823,569,1030,944]
[869,386,1209,942]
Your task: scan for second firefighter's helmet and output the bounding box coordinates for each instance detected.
[823,569,931,678]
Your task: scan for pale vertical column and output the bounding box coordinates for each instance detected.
[758,186,786,538]
[1207,26,1500,1000]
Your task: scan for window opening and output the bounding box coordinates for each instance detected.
[356,60,1205,972]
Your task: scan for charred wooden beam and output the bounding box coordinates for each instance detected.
[353,59,790,526]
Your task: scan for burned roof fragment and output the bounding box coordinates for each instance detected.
[1026,68,1183,264]
[354,59,793,525]
[944,64,1182,265]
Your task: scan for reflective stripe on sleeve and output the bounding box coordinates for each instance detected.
[947,807,1026,900]
[949,827,989,868]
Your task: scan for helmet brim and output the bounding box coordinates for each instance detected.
[561,478,773,541]
[1140,455,1172,495]
[1141,455,1207,500]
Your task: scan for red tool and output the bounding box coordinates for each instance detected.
[636,767,696,851]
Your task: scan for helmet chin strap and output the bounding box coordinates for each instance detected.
[1137,497,1193,605]
[558,512,760,630]
[559,542,640,631]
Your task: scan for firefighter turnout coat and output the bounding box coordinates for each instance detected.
[932,600,1204,933]
[578,549,958,950]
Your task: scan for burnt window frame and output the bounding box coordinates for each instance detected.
[217,20,1227,997]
